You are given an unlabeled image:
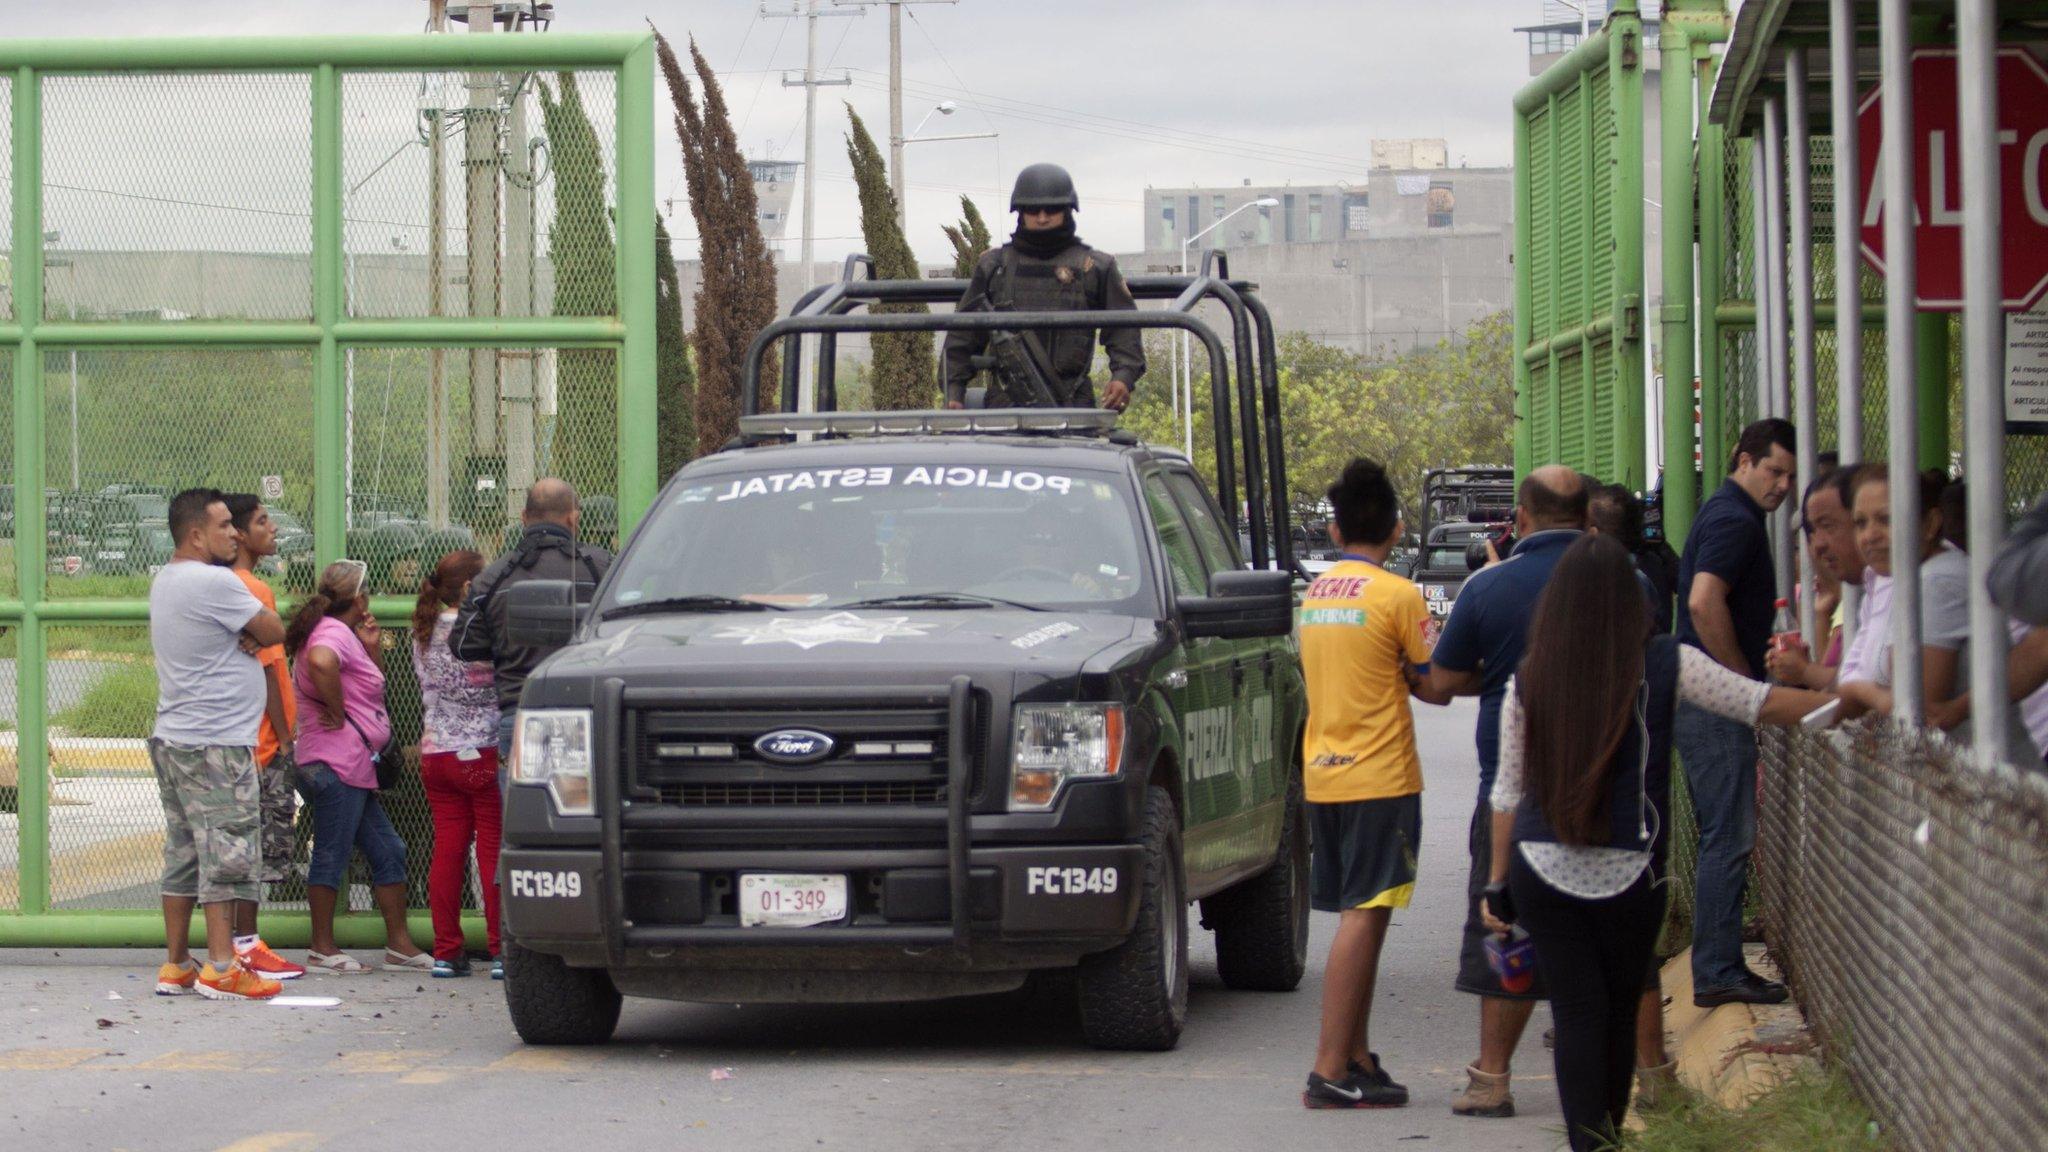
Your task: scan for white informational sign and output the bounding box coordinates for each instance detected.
[2004,310,2048,433]
[260,474,284,501]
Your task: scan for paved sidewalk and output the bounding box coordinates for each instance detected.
[0,700,1580,1151]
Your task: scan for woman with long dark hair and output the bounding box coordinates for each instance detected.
[410,549,504,979]
[288,559,429,973]
[1482,535,1830,1150]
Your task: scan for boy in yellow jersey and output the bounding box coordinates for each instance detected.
[1298,458,1451,1109]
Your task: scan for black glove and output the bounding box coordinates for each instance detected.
[1483,880,1515,926]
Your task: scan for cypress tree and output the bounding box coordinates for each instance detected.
[654,213,696,480]
[942,195,992,278]
[538,72,615,498]
[845,105,935,410]
[656,29,781,453]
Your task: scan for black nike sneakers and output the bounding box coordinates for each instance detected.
[1303,1054,1411,1109]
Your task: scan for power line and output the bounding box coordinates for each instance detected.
[845,68,1377,177]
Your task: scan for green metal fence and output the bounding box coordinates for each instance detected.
[1512,1,1646,491]
[0,34,657,947]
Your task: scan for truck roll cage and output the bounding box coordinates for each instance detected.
[736,250,1298,576]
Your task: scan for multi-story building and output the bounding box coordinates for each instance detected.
[1129,141,1514,355]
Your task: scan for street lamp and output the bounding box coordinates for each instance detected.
[1176,197,1279,458]
[897,99,996,232]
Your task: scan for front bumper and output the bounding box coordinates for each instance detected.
[502,839,1143,970]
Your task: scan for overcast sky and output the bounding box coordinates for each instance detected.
[13,0,1541,264]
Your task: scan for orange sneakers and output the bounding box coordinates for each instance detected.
[154,960,199,996]
[237,938,306,981]
[195,958,283,1001]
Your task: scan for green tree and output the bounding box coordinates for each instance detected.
[653,213,696,480]
[1119,313,1515,519]
[942,195,992,278]
[844,105,935,410]
[656,30,781,452]
[538,72,616,498]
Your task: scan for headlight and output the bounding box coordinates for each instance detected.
[511,708,595,816]
[1009,703,1124,812]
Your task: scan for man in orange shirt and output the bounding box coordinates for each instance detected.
[224,493,306,982]
[1297,459,1453,1109]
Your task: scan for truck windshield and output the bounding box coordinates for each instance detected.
[604,462,1156,614]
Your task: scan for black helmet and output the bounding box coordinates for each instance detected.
[1010,163,1079,212]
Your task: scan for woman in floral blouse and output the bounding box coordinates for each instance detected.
[411,550,504,979]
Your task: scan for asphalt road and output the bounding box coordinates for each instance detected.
[0,699,1576,1151]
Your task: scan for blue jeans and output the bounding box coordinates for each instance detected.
[295,761,408,891]
[1674,701,1759,991]
[497,711,519,789]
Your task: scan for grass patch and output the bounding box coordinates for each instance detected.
[50,661,158,738]
[1618,1064,1888,1152]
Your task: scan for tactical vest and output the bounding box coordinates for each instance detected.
[989,245,1109,405]
[1511,635,1681,873]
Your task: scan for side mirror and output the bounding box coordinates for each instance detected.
[1180,569,1294,640]
[502,579,586,649]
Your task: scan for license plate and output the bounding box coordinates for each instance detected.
[739,873,848,928]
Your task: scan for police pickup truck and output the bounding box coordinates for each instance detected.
[495,408,1309,1051]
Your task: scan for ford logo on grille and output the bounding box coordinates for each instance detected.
[753,729,836,765]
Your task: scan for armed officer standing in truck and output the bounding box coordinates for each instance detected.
[942,163,1146,411]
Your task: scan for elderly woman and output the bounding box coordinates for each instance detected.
[288,559,429,974]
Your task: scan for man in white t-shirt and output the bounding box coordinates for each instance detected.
[147,488,287,1001]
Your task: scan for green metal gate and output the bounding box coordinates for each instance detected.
[1512,2,1647,490]
[0,34,657,946]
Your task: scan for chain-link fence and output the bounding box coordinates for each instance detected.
[0,35,657,946]
[1755,724,2048,1152]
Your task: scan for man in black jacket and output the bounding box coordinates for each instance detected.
[942,163,1145,411]
[451,477,613,757]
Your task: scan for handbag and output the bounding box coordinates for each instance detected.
[345,712,405,791]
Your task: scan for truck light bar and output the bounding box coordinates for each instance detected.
[738,407,1120,441]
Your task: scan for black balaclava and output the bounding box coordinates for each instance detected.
[1010,214,1080,259]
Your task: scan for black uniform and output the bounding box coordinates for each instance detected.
[451,522,613,711]
[941,235,1146,408]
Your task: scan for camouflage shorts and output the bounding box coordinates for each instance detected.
[259,748,299,884]
[148,739,260,905]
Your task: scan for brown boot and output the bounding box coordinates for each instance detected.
[1635,1060,1682,1111]
[1450,1064,1515,1117]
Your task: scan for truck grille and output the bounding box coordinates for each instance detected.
[655,781,946,807]
[628,695,984,808]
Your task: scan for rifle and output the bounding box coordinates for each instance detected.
[974,324,1062,407]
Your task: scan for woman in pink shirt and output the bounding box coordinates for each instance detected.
[287,559,429,974]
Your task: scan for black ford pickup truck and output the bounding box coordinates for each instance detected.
[496,410,1309,1051]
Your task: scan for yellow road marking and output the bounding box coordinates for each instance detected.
[135,1050,250,1073]
[0,1048,103,1071]
[326,1050,447,1075]
[211,1133,320,1152]
[485,1049,588,1073]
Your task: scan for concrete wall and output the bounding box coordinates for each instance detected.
[1141,167,1514,254]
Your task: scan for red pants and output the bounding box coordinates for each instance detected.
[420,748,502,960]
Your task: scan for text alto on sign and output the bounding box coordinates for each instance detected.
[1857,48,2048,311]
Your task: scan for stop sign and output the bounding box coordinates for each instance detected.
[1858,48,2048,311]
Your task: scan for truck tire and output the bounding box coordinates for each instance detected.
[1203,775,1309,992]
[503,938,622,1046]
[1077,787,1188,1051]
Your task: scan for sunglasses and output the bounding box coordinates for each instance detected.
[334,558,369,600]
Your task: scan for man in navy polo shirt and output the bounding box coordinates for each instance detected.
[1427,465,1587,1119]
[1676,417,1796,1008]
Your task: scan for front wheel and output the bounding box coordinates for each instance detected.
[1202,774,1309,991]
[503,938,622,1046]
[1077,787,1188,1051]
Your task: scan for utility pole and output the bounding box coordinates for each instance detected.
[464,1,502,473]
[426,0,451,529]
[833,0,956,230]
[773,1,858,291]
